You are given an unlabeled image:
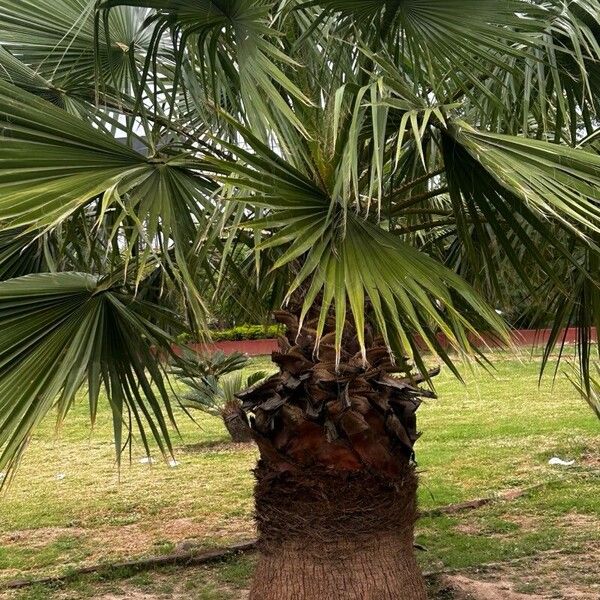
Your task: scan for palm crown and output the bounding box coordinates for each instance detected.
[0,0,599,480]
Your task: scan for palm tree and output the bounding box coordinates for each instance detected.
[171,350,266,443]
[0,1,599,598]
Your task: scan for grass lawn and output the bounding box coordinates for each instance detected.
[0,348,598,599]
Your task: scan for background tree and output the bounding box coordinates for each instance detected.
[171,350,266,443]
[0,1,599,598]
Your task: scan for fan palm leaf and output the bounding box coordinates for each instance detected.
[0,270,184,484]
[0,0,150,92]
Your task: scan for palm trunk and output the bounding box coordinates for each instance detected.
[238,309,436,600]
[222,408,253,443]
[249,463,426,600]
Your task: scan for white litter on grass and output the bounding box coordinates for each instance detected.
[548,457,575,467]
[55,473,66,481]
[139,456,156,465]
[168,459,179,468]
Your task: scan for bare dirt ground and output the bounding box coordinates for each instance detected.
[428,542,600,600]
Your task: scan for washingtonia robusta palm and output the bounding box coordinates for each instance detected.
[0,1,599,598]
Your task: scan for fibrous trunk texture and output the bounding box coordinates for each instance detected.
[249,463,426,600]
[222,409,253,443]
[238,309,438,600]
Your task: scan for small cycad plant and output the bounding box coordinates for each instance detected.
[172,351,267,443]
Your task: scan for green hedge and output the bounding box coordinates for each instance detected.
[177,325,282,344]
[211,324,282,341]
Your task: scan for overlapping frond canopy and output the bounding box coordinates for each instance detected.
[0,0,598,474]
[212,120,509,376]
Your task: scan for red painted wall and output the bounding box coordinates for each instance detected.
[472,327,597,348]
[175,328,596,357]
[175,339,279,357]
[508,328,596,346]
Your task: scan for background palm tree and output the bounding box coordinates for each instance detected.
[171,350,266,443]
[0,1,599,598]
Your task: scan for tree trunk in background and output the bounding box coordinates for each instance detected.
[222,409,253,443]
[238,309,438,600]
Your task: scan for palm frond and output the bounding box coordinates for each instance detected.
[447,123,600,237]
[309,0,549,101]
[171,349,249,382]
[538,240,600,408]
[0,79,218,327]
[98,0,312,135]
[440,132,588,299]
[172,350,266,416]
[0,78,147,229]
[0,0,149,93]
[568,363,600,420]
[0,229,58,281]
[214,120,509,374]
[0,270,185,483]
